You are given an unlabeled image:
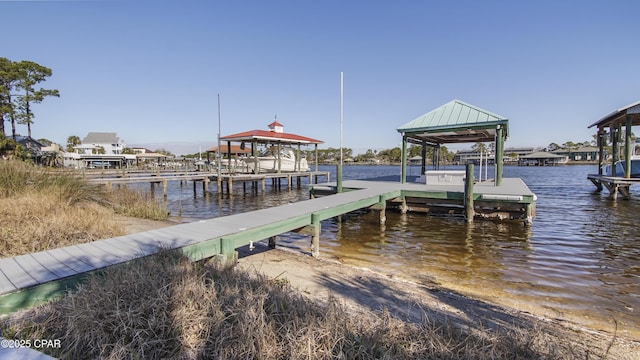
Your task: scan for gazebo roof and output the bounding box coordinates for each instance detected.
[397,99,509,144]
[206,144,252,154]
[588,100,640,129]
[220,126,323,145]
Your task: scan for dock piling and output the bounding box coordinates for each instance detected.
[310,213,321,258]
[465,163,475,222]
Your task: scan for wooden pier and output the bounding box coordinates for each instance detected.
[587,174,640,200]
[87,170,331,197]
[0,175,535,317]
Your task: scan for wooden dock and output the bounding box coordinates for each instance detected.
[587,173,640,200]
[87,170,331,197]
[0,176,535,316]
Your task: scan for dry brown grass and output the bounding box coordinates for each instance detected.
[109,187,169,221]
[1,251,585,359]
[0,192,123,257]
[0,160,168,257]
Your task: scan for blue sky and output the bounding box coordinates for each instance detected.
[3,0,640,155]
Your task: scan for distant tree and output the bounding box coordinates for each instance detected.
[66,135,81,152]
[378,147,402,163]
[122,147,136,155]
[471,142,488,153]
[547,143,560,152]
[37,138,52,146]
[0,133,17,157]
[15,60,59,139]
[0,58,21,140]
[154,148,174,156]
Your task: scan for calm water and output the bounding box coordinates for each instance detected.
[142,165,640,337]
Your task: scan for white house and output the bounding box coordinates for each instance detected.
[75,132,126,155]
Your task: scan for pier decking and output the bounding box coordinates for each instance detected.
[0,176,535,317]
[86,170,331,196]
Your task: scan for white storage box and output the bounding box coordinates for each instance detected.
[425,170,465,185]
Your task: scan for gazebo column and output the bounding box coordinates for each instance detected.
[277,142,281,173]
[420,141,427,175]
[314,144,318,172]
[611,125,619,176]
[597,127,604,175]
[401,134,407,184]
[495,125,504,186]
[625,115,632,178]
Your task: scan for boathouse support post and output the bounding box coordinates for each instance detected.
[625,115,632,178]
[495,125,504,186]
[163,179,168,199]
[598,127,604,175]
[611,125,619,176]
[401,134,407,184]
[420,141,427,175]
[310,213,321,258]
[465,163,475,223]
[314,144,318,172]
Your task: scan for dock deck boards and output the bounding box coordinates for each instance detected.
[0,177,535,314]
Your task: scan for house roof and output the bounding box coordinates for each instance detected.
[136,152,174,159]
[397,99,509,144]
[520,151,567,159]
[220,129,323,145]
[268,121,284,127]
[82,132,121,144]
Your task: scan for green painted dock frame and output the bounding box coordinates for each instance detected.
[587,100,640,199]
[0,176,535,316]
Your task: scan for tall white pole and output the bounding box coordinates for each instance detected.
[337,72,344,193]
[217,94,222,178]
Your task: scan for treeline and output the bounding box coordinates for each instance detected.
[0,58,59,158]
[304,145,454,164]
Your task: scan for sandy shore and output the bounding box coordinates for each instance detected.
[123,217,640,358]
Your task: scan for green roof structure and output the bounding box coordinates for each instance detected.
[397,99,509,145]
[397,100,509,185]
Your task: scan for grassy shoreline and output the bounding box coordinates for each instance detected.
[1,160,637,358]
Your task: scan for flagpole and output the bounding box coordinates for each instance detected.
[217,94,222,179]
[337,72,343,193]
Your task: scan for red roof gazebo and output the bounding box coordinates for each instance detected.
[219,121,324,172]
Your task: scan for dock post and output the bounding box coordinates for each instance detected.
[465,163,475,222]
[163,179,168,199]
[219,238,238,266]
[378,195,386,225]
[204,177,209,195]
[525,203,534,226]
[311,213,321,258]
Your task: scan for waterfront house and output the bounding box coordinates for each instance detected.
[552,146,599,162]
[518,151,568,166]
[75,132,125,155]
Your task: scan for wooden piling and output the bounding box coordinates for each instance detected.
[311,213,320,258]
[465,163,475,222]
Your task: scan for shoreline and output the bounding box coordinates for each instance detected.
[115,216,640,356]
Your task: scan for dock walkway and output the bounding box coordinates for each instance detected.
[587,173,640,200]
[0,178,535,316]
